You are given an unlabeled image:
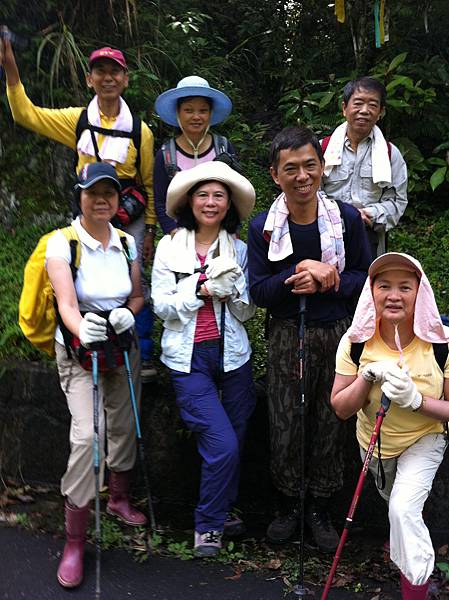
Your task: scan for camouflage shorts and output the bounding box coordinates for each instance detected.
[267,316,351,498]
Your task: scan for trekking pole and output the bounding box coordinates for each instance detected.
[121,346,157,534]
[291,295,311,598]
[218,303,225,401]
[320,393,391,600]
[91,350,101,600]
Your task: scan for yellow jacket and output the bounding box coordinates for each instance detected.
[7,81,155,225]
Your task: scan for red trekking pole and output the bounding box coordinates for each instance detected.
[320,393,390,600]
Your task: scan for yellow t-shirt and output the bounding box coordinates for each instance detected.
[7,82,155,225]
[335,327,448,458]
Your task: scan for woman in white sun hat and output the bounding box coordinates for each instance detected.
[151,160,255,558]
[153,76,239,235]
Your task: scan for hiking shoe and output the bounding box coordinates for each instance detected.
[194,530,223,558]
[305,504,339,553]
[266,509,299,544]
[223,512,246,538]
[141,360,157,383]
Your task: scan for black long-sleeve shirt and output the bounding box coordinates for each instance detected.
[247,202,371,323]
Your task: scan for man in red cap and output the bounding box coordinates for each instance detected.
[88,46,128,70]
[1,33,158,384]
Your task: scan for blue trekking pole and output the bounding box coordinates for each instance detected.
[121,348,157,535]
[91,350,101,600]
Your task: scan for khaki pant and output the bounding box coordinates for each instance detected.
[55,339,141,507]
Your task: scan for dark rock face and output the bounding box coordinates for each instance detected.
[1,360,448,534]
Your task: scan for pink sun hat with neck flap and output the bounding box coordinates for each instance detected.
[348,252,448,344]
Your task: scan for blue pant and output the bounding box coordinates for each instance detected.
[134,303,154,361]
[170,342,256,533]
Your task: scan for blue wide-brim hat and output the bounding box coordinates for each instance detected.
[155,76,232,127]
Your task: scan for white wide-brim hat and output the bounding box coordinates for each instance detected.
[155,76,232,127]
[166,161,255,221]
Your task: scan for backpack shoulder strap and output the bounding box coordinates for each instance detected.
[113,227,132,275]
[74,109,89,171]
[387,141,392,162]
[60,226,81,279]
[432,342,449,373]
[162,138,179,180]
[74,109,142,172]
[321,135,331,153]
[75,109,88,146]
[350,341,365,368]
[212,133,229,155]
[131,114,142,172]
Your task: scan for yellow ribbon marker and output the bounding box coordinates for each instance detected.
[380,0,385,44]
[335,0,345,23]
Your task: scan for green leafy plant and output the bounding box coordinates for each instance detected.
[166,540,195,561]
[36,20,87,105]
[15,513,30,527]
[436,561,449,580]
[89,516,125,550]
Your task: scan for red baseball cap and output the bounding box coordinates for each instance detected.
[88,47,127,70]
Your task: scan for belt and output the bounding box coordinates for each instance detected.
[195,339,220,348]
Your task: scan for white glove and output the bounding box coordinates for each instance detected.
[109,307,135,335]
[381,368,423,410]
[205,256,242,279]
[361,361,401,384]
[205,271,240,298]
[79,312,108,348]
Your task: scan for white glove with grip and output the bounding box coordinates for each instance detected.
[205,271,239,298]
[79,312,108,348]
[205,256,242,279]
[381,368,422,410]
[361,361,401,384]
[109,307,135,335]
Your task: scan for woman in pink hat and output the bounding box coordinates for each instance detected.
[332,252,449,599]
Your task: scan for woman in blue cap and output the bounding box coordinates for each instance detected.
[153,76,238,235]
[46,163,147,588]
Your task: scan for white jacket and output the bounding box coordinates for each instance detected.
[151,233,255,373]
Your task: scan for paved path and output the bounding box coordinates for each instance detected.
[0,526,401,600]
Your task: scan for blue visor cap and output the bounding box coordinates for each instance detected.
[76,162,121,191]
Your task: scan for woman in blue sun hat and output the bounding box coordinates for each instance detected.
[153,75,239,234]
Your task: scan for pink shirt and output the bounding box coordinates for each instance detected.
[194,254,220,343]
[176,145,216,171]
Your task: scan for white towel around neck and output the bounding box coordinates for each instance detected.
[166,228,236,275]
[76,95,133,165]
[323,122,392,186]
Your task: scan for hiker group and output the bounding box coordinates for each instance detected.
[2,30,448,600]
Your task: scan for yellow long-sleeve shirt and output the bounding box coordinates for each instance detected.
[7,81,155,225]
